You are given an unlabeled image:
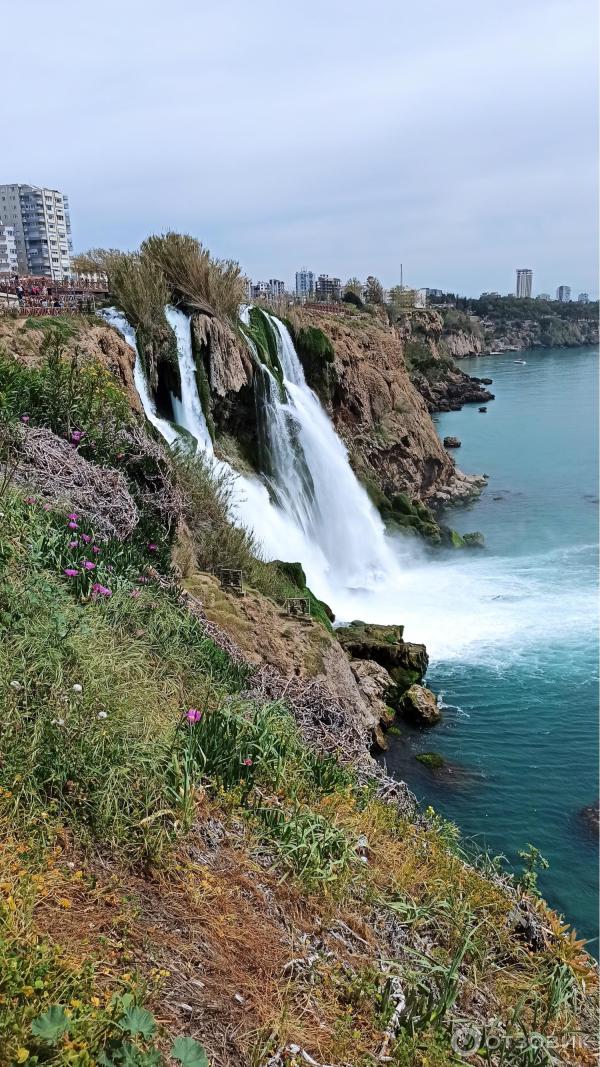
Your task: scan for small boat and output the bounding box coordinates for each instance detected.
[513,359,527,364]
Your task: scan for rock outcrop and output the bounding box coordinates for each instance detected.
[291,308,486,508]
[399,683,441,726]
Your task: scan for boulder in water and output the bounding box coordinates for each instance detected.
[480,377,493,384]
[336,622,428,700]
[463,531,485,548]
[579,800,599,839]
[443,436,461,449]
[478,406,487,413]
[399,684,441,726]
[415,751,445,769]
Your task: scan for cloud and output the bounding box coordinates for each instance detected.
[1,0,597,295]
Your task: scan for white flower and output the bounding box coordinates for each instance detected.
[72,684,83,693]
[51,718,65,726]
[97,710,108,720]
[10,680,22,691]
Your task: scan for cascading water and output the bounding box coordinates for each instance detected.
[164,305,213,452]
[99,308,180,446]
[255,313,400,586]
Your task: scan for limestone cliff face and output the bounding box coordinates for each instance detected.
[480,316,599,352]
[290,308,484,506]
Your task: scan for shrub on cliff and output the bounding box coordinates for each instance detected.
[141,232,246,323]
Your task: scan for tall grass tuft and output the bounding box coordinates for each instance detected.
[141,232,246,322]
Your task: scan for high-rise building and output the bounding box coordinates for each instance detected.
[0,221,18,275]
[515,268,533,298]
[424,288,444,299]
[315,274,342,301]
[577,292,589,303]
[295,267,315,300]
[268,279,285,297]
[0,184,73,280]
[556,285,571,303]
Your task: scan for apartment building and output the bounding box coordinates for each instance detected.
[0,184,73,280]
[515,268,533,298]
[295,267,315,299]
[0,221,18,275]
[315,274,341,301]
[556,285,571,303]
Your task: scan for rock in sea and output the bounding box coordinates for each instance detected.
[399,684,441,726]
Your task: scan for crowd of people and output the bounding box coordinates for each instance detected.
[0,274,107,315]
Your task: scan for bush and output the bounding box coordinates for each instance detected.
[141,232,246,323]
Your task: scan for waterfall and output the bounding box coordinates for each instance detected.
[252,310,400,586]
[164,305,213,452]
[98,307,180,446]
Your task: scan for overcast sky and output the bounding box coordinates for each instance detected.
[2,0,597,296]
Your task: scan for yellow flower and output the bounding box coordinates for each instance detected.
[58,898,72,909]
[16,1049,29,1063]
[70,998,83,1008]
[90,996,101,1007]
[21,986,34,997]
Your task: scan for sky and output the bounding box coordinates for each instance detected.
[2,0,598,297]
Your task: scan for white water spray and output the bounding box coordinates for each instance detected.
[164,305,213,452]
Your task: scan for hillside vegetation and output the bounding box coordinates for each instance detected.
[0,314,597,1067]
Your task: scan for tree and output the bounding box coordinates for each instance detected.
[343,290,363,308]
[344,277,363,297]
[364,275,384,304]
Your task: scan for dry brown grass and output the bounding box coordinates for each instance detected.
[141,233,246,322]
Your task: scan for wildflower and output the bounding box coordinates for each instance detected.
[21,415,30,423]
[68,540,79,549]
[67,513,79,521]
[10,680,22,691]
[130,588,141,599]
[97,711,108,719]
[72,684,83,693]
[25,496,36,505]
[64,568,79,577]
[51,718,66,726]
[242,757,253,766]
[147,543,158,552]
[82,561,95,571]
[67,521,78,530]
[91,582,112,597]
[15,1049,29,1063]
[137,576,149,585]
[43,503,51,511]
[92,545,101,554]
[82,534,91,544]
[186,708,202,723]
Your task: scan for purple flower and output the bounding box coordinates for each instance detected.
[67,513,79,521]
[67,521,78,530]
[25,496,36,505]
[64,568,79,577]
[21,414,30,423]
[92,545,101,554]
[130,589,141,599]
[43,504,51,512]
[81,534,91,544]
[186,708,202,723]
[91,582,112,597]
[242,757,253,767]
[137,576,149,585]
[68,540,79,549]
[82,561,95,571]
[70,430,85,443]
[147,543,158,553]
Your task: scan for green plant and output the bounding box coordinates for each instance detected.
[141,232,245,323]
[517,845,549,896]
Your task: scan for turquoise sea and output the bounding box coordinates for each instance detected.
[383,347,599,948]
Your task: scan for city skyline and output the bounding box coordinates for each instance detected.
[1,1,596,299]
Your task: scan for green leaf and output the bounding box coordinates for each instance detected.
[170,1037,209,1067]
[31,1004,70,1042]
[119,1005,157,1039]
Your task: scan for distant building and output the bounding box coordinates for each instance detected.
[251,281,270,300]
[577,292,589,303]
[556,285,571,302]
[424,287,443,299]
[0,221,18,274]
[515,268,533,298]
[268,279,285,298]
[537,293,551,301]
[295,267,315,300]
[415,288,427,308]
[0,183,73,280]
[315,274,342,301]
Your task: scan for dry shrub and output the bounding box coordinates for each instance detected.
[142,232,246,322]
[10,425,138,537]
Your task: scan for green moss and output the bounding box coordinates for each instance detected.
[287,322,338,404]
[255,559,335,632]
[416,751,446,769]
[246,307,284,384]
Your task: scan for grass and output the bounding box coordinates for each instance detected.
[141,233,246,323]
